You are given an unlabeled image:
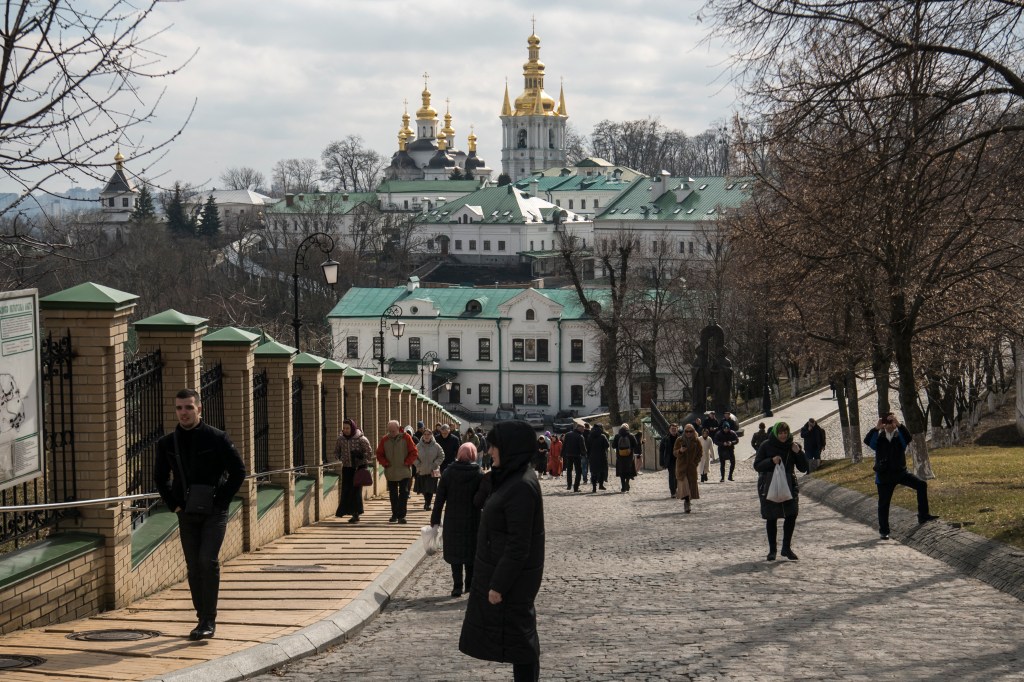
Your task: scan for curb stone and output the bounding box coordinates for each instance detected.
[144,537,429,682]
[800,475,1024,602]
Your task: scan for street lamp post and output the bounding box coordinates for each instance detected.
[762,326,773,417]
[291,232,339,351]
[432,379,453,397]
[419,350,440,392]
[378,304,404,376]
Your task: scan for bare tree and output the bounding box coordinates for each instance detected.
[271,158,320,196]
[219,167,267,192]
[320,135,386,193]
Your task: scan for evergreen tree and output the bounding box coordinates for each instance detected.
[130,184,156,226]
[448,167,464,180]
[165,183,195,236]
[497,173,512,186]
[198,194,221,238]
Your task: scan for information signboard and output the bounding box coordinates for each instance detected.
[0,289,42,491]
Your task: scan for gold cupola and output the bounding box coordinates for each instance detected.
[513,30,559,117]
[114,149,125,169]
[467,126,478,153]
[401,102,415,140]
[441,99,456,142]
[436,131,447,151]
[416,72,438,120]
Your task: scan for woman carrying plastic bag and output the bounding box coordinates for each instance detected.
[420,524,443,555]
[753,421,808,562]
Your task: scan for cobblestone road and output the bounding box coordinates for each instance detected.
[253,463,1024,681]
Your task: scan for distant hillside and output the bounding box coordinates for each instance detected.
[1,188,102,219]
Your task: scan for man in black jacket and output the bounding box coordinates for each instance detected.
[715,424,739,482]
[436,423,461,473]
[154,388,246,641]
[659,423,681,498]
[560,421,588,492]
[864,413,938,540]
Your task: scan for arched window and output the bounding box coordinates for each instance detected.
[526,309,536,321]
[517,129,527,149]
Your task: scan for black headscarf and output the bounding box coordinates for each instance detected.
[487,420,538,487]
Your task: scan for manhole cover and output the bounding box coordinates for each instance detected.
[260,564,327,573]
[67,629,162,642]
[0,655,45,669]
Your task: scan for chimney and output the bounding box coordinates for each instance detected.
[285,193,294,207]
[649,170,671,202]
[529,177,540,197]
[406,276,420,292]
[342,193,349,201]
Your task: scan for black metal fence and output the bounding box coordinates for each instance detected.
[0,331,77,551]
[253,369,269,479]
[199,362,224,430]
[291,376,304,467]
[320,384,327,464]
[124,349,164,528]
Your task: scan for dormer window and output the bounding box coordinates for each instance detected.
[466,300,482,314]
[526,309,536,321]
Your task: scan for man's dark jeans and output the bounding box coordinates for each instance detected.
[563,456,582,490]
[178,509,229,622]
[719,452,735,480]
[387,478,410,519]
[877,471,929,535]
[666,455,677,496]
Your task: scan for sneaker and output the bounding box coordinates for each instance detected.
[879,533,889,540]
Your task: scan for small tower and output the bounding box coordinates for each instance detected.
[99,150,139,216]
[500,25,568,181]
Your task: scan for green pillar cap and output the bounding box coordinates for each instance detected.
[203,327,261,346]
[39,282,138,311]
[400,383,413,392]
[322,359,347,373]
[362,374,381,385]
[343,366,365,378]
[417,395,427,401]
[134,308,208,332]
[293,352,326,367]
[254,340,297,357]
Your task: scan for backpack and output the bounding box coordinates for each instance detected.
[617,434,632,457]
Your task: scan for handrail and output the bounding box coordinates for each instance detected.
[0,463,350,513]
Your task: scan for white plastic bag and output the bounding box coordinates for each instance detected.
[420,525,442,555]
[766,462,793,503]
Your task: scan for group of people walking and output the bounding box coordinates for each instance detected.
[548,420,642,493]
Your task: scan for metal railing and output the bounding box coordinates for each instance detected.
[253,369,269,479]
[124,349,163,528]
[199,362,224,430]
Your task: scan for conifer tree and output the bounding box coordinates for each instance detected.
[130,184,156,226]
[165,183,195,236]
[198,194,221,238]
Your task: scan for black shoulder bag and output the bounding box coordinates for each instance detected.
[173,431,217,515]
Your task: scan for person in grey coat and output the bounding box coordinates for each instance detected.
[460,420,544,682]
[430,442,484,597]
[414,430,445,511]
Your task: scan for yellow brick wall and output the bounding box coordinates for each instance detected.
[0,549,105,635]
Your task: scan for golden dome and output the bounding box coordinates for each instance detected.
[441,101,456,141]
[512,31,561,117]
[437,131,447,151]
[467,126,478,153]
[114,149,125,168]
[416,73,437,120]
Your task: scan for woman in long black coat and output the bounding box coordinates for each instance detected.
[459,420,545,682]
[753,421,808,562]
[586,423,610,492]
[430,442,483,597]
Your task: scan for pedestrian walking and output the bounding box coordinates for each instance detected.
[414,429,444,511]
[864,413,938,540]
[561,421,587,492]
[431,442,484,597]
[465,427,481,452]
[333,418,372,523]
[715,423,739,482]
[612,423,639,492]
[659,423,681,498]
[829,380,837,399]
[800,418,826,472]
[375,420,418,524]
[534,436,549,479]
[633,428,645,474]
[753,422,808,561]
[704,411,721,437]
[698,427,714,483]
[548,434,563,478]
[586,423,610,492]
[750,422,769,455]
[436,423,461,473]
[673,424,702,513]
[460,420,544,682]
[581,422,593,484]
[154,388,246,641]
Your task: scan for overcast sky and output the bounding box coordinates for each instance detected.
[40,0,739,194]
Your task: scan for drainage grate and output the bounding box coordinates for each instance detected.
[0,655,45,670]
[67,629,162,642]
[260,564,327,573]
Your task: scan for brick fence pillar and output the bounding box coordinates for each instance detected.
[39,282,138,610]
[361,375,382,496]
[202,327,260,550]
[254,341,297,532]
[293,353,324,523]
[133,309,208,434]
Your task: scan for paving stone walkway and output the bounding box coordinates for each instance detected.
[251,459,1024,681]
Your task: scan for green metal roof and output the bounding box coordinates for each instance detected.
[376,179,480,193]
[415,185,559,226]
[254,340,297,357]
[328,285,608,321]
[39,282,138,311]
[134,309,208,332]
[343,366,366,378]
[514,174,634,193]
[204,327,261,346]
[321,359,347,372]
[596,176,751,223]
[293,352,326,367]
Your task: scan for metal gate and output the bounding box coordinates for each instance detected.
[253,369,269,480]
[291,376,304,467]
[124,349,163,527]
